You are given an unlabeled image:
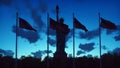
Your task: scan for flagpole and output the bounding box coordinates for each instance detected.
[15,12,18,68]
[73,13,75,68]
[56,5,59,23]
[47,13,50,68]
[98,12,102,68]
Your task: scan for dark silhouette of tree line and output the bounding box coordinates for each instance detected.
[0,52,120,68]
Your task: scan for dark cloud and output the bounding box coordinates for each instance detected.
[106,29,116,35]
[79,25,120,40]
[106,25,120,35]
[24,0,48,13]
[77,50,85,55]
[23,0,47,32]
[0,49,14,57]
[114,34,120,41]
[48,37,56,47]
[43,50,53,54]
[109,25,120,41]
[112,48,120,54]
[79,42,95,52]
[48,28,56,36]
[102,45,107,50]
[87,54,93,58]
[79,28,99,40]
[31,50,43,58]
[0,0,12,6]
[31,50,52,58]
[11,0,47,44]
[12,26,40,43]
[31,10,46,32]
[66,29,73,42]
[51,9,56,14]
[38,1,48,13]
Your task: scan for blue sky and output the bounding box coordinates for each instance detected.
[0,0,120,59]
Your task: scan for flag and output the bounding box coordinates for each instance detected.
[49,18,57,30]
[50,18,69,34]
[74,18,88,32]
[100,18,117,30]
[19,18,36,31]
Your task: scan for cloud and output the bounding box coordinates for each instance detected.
[114,34,120,41]
[87,54,93,58]
[79,28,99,40]
[102,45,107,50]
[31,50,43,58]
[79,42,95,52]
[11,0,47,43]
[23,0,47,32]
[25,0,48,13]
[106,29,116,35]
[31,50,52,58]
[48,28,56,36]
[43,50,53,54]
[79,25,120,40]
[106,25,120,35]
[12,26,40,43]
[0,0,12,6]
[31,10,46,32]
[48,37,56,47]
[77,50,85,55]
[38,1,48,13]
[66,29,73,42]
[0,49,14,57]
[112,48,120,54]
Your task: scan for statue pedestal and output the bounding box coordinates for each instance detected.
[54,51,67,58]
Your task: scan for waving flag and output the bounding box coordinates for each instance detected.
[100,18,117,30]
[74,18,88,32]
[49,18,57,30]
[19,18,36,32]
